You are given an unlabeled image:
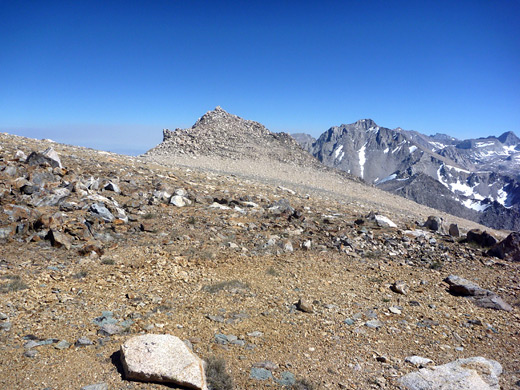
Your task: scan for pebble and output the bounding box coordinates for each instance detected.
[296,298,314,313]
[389,306,402,315]
[0,322,12,331]
[80,383,108,390]
[54,340,71,350]
[24,350,38,358]
[75,337,93,347]
[275,371,296,386]
[98,323,123,336]
[250,367,273,380]
[0,312,7,320]
[405,356,434,366]
[365,320,384,329]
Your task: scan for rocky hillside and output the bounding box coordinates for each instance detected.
[1,126,520,389]
[144,106,325,172]
[296,120,520,231]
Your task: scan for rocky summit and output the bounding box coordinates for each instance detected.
[145,106,326,172]
[0,111,519,390]
[295,120,520,231]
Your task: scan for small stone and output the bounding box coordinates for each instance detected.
[24,349,38,358]
[0,322,11,331]
[247,331,263,337]
[365,320,384,329]
[390,280,407,295]
[80,383,108,390]
[98,323,123,336]
[389,306,401,315]
[296,298,313,313]
[0,312,7,320]
[344,318,355,325]
[75,337,93,347]
[405,355,434,367]
[54,340,71,350]
[170,195,188,207]
[250,367,273,381]
[47,229,72,250]
[104,182,121,193]
[275,371,296,386]
[283,240,294,252]
[253,360,279,371]
[214,334,228,345]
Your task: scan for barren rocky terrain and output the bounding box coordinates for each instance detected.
[1,131,519,389]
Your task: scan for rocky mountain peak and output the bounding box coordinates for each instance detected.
[353,119,378,130]
[497,131,520,146]
[192,106,240,128]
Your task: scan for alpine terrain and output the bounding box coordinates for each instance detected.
[0,108,519,390]
[294,120,520,231]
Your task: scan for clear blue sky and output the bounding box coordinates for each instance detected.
[1,1,519,154]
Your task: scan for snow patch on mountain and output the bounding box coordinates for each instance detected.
[463,199,490,212]
[359,142,367,179]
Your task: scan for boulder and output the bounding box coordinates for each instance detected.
[104,181,121,193]
[46,230,72,250]
[398,356,502,390]
[487,232,520,262]
[26,147,62,169]
[466,229,497,247]
[374,214,397,228]
[448,223,460,237]
[423,216,443,232]
[170,195,191,207]
[120,334,207,389]
[90,203,115,222]
[444,275,512,312]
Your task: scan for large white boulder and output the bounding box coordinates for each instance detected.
[120,334,207,390]
[399,356,502,390]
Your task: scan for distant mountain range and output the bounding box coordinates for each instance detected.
[144,107,519,231]
[293,120,520,230]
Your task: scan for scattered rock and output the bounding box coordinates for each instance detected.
[390,280,407,295]
[90,203,115,222]
[275,371,296,386]
[365,320,384,329]
[296,298,313,313]
[75,337,94,347]
[466,229,497,247]
[398,356,502,390]
[405,355,434,367]
[373,214,397,228]
[444,275,512,311]
[104,181,121,193]
[80,383,108,390]
[26,147,63,168]
[488,232,520,262]
[99,323,123,336]
[250,367,273,381]
[449,223,460,237]
[46,229,72,250]
[170,195,190,207]
[120,334,207,389]
[423,216,443,232]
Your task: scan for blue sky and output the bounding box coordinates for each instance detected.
[1,1,519,155]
